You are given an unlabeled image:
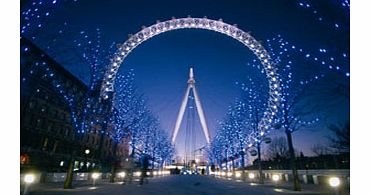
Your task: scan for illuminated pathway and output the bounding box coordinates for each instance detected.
[26,175,347,195]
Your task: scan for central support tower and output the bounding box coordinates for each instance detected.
[171,68,211,144]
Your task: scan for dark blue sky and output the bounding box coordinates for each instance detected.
[30,0,349,157]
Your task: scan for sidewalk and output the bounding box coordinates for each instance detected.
[221,176,350,195]
[21,175,350,195]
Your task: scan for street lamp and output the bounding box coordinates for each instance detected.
[329,177,340,187]
[247,135,273,184]
[84,149,90,171]
[91,172,100,186]
[119,171,126,178]
[329,177,341,195]
[248,173,255,180]
[118,171,126,184]
[272,174,280,182]
[23,173,35,195]
[24,174,35,184]
[272,174,280,187]
[135,171,142,177]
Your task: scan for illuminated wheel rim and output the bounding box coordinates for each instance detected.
[101,17,281,145]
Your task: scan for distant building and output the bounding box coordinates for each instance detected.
[20,38,130,173]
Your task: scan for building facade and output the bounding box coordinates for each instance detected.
[20,38,130,174]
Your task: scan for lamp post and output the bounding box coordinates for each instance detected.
[329,177,341,195]
[118,171,126,184]
[23,173,35,195]
[248,172,255,181]
[247,136,272,184]
[235,172,241,180]
[91,172,99,186]
[272,174,280,187]
[84,149,90,171]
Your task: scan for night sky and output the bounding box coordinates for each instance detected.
[28,0,349,158]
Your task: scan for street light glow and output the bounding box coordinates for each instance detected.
[329,177,341,187]
[85,149,90,154]
[118,172,126,178]
[248,173,255,179]
[272,174,280,182]
[24,174,35,184]
[92,173,100,179]
[135,171,142,177]
[227,172,233,177]
[235,172,241,178]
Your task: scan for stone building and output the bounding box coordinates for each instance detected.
[20,38,130,173]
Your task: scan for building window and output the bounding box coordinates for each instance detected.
[65,128,69,137]
[47,122,53,131]
[29,101,36,109]
[36,118,43,128]
[24,115,32,125]
[65,114,71,123]
[59,113,64,120]
[74,161,79,170]
[42,137,48,151]
[54,125,60,134]
[53,141,58,152]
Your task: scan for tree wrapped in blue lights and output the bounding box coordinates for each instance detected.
[209,76,268,174]
[114,70,174,169]
[261,34,332,190]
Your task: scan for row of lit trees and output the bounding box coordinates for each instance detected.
[114,70,175,168]
[208,76,267,182]
[208,31,341,189]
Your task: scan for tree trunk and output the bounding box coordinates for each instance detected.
[109,164,116,183]
[241,152,246,181]
[109,144,118,183]
[231,158,235,172]
[257,143,264,184]
[240,153,245,168]
[286,131,301,191]
[64,153,75,189]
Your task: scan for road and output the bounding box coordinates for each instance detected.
[25,175,346,195]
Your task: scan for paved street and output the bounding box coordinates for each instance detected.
[25,175,348,195]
